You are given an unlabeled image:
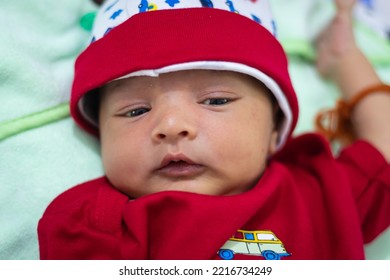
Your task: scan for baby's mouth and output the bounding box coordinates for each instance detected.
[156,155,205,178]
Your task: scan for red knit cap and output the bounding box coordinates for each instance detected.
[71,0,299,148]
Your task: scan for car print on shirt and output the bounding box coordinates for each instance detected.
[218,229,291,260]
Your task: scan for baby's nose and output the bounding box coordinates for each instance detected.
[151,109,197,143]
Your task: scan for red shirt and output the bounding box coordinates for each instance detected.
[38,134,390,259]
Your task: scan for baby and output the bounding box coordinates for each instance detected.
[38,0,390,260]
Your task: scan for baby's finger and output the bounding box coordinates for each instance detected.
[335,0,356,12]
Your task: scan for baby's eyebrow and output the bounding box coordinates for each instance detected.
[102,81,139,97]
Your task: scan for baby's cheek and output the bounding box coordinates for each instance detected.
[102,148,127,178]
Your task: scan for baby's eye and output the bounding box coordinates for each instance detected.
[202,98,230,106]
[124,107,150,117]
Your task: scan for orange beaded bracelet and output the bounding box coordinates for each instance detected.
[316,83,390,145]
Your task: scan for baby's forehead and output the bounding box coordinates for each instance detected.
[104,70,268,91]
[99,69,274,113]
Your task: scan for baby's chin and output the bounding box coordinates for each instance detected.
[116,182,252,199]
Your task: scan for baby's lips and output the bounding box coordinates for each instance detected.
[158,153,197,169]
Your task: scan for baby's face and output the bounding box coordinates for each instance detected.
[99,70,278,197]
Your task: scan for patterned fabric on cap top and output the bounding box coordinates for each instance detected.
[91,0,277,43]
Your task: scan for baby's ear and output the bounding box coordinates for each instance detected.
[268,130,279,156]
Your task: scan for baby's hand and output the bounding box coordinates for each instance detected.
[315,0,357,78]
